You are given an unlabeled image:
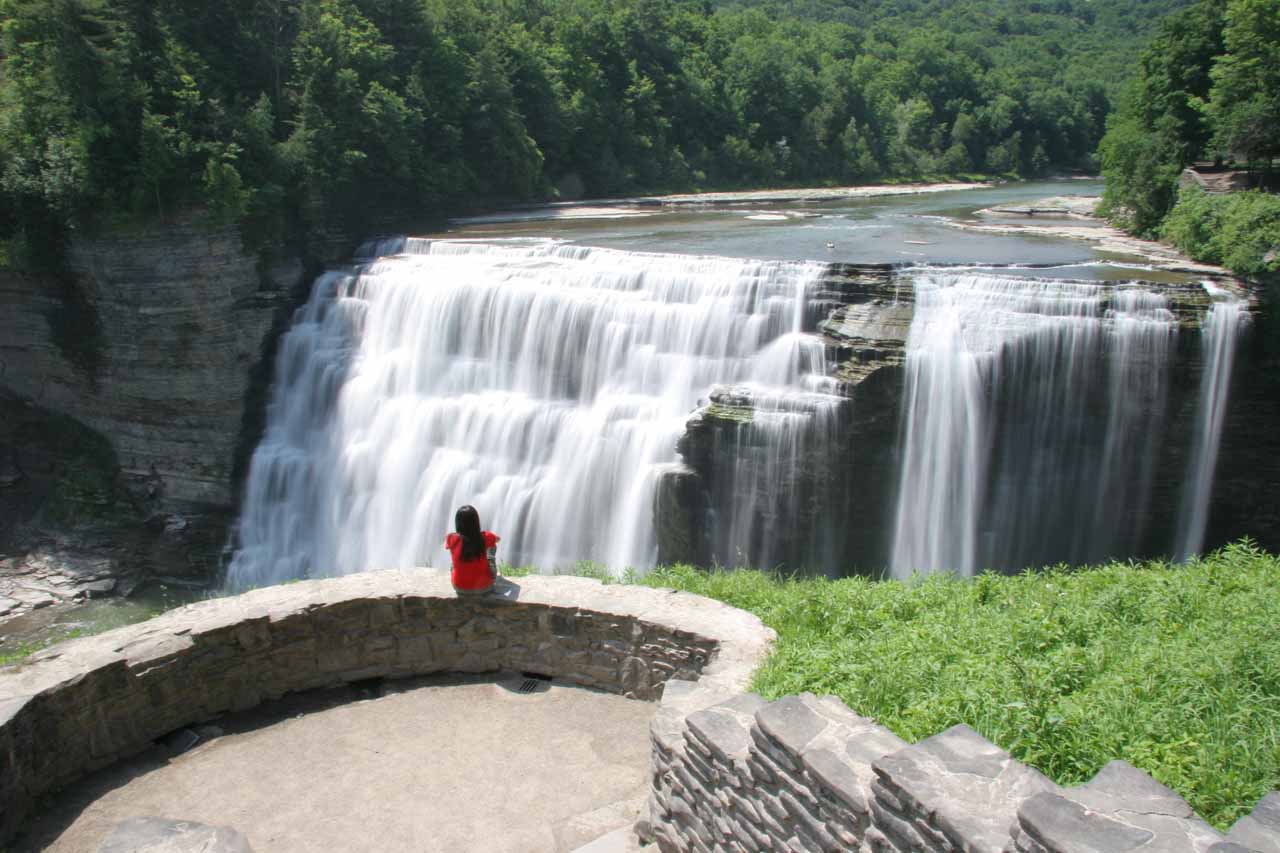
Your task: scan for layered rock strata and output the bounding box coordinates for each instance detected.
[671,264,908,573]
[662,265,1274,575]
[0,546,124,618]
[0,216,301,513]
[1205,293,1280,555]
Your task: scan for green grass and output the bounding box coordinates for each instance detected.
[638,541,1280,830]
[0,632,82,667]
[0,587,198,668]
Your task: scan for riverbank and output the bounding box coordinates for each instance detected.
[0,513,211,660]
[956,194,1235,275]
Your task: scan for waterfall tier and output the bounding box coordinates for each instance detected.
[226,240,833,590]
[227,243,1248,589]
[889,273,1180,577]
[1176,299,1250,561]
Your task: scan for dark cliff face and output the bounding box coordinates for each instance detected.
[666,265,909,576]
[661,266,1277,577]
[1207,283,1280,554]
[0,215,303,525]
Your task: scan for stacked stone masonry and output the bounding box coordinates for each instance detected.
[646,690,1280,852]
[0,571,775,844]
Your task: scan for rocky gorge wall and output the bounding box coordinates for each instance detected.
[670,265,910,571]
[1208,285,1280,554]
[2,217,1277,584]
[0,215,302,517]
[662,264,1280,575]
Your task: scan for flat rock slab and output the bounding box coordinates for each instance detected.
[18,673,656,853]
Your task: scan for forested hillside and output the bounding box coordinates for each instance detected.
[0,0,1191,263]
[1097,0,1279,276]
[713,0,1194,96]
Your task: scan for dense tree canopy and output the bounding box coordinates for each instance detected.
[1208,0,1280,165]
[0,0,1196,261]
[1098,0,1279,237]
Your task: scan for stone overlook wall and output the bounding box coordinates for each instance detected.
[645,689,1280,852]
[4,572,1277,852]
[0,214,301,511]
[0,572,774,844]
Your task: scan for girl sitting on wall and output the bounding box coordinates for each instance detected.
[445,505,500,595]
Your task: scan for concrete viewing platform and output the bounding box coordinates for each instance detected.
[20,673,657,852]
[0,570,773,851]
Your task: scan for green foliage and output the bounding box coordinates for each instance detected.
[1098,106,1187,234]
[0,0,1167,250]
[1208,0,1280,164]
[642,542,1280,830]
[1161,185,1225,262]
[0,584,197,668]
[1162,185,1280,275]
[1097,0,1224,234]
[0,635,74,667]
[1099,0,1278,243]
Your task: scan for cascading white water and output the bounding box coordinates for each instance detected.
[889,272,1177,578]
[706,382,843,571]
[1175,297,1249,561]
[225,239,835,590]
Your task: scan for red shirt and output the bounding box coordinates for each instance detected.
[445,531,499,590]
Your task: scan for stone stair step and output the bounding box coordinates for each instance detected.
[1012,760,1227,853]
[872,723,1057,851]
[1225,791,1280,853]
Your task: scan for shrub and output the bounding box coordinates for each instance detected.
[1163,185,1280,276]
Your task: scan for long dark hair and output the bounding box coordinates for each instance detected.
[455,505,484,560]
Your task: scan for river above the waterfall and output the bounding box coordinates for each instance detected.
[432,179,1194,281]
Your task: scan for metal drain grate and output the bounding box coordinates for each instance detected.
[515,672,552,694]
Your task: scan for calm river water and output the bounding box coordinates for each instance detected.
[437,179,1177,277]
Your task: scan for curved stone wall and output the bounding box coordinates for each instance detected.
[0,571,774,843]
[12,571,1271,852]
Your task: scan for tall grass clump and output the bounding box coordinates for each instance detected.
[643,541,1280,829]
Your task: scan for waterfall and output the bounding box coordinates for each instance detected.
[889,272,1177,578]
[225,239,833,590]
[1175,297,1249,561]
[706,382,843,572]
